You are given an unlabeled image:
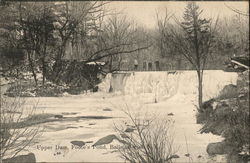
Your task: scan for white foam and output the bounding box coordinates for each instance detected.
[99,70,238,102]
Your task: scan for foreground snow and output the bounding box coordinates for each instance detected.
[20,93,222,162]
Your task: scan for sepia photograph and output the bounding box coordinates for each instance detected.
[0,1,249,163]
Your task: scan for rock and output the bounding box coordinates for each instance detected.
[197,155,202,158]
[238,93,247,100]
[93,86,98,92]
[66,126,78,129]
[214,106,231,117]
[168,113,174,116]
[201,98,216,112]
[218,84,237,99]
[185,153,190,157]
[103,108,112,111]
[21,92,35,97]
[62,112,78,115]
[93,134,118,146]
[207,142,228,155]
[109,86,113,93]
[71,141,85,147]
[120,133,129,139]
[54,115,63,119]
[89,123,96,126]
[170,154,180,159]
[124,127,135,133]
[3,153,36,163]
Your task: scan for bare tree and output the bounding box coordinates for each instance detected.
[0,96,40,159]
[158,2,218,109]
[83,16,150,73]
[18,2,56,86]
[52,1,108,79]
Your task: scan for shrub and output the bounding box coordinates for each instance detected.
[114,108,178,163]
[0,96,40,159]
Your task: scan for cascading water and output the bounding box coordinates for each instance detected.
[98,70,238,103]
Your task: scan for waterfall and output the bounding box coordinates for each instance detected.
[98,70,238,102]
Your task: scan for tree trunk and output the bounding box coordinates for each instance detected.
[27,51,37,86]
[109,55,113,72]
[53,43,66,83]
[197,70,203,109]
[42,59,46,86]
[42,40,47,86]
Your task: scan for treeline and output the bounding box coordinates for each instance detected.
[0,1,150,89]
[0,2,248,92]
[154,6,249,70]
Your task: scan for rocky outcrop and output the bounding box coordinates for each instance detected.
[217,84,237,100]
[207,142,230,155]
[198,71,249,161]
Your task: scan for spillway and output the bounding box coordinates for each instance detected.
[99,70,238,102]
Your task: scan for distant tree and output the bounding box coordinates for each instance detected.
[215,14,249,58]
[0,3,25,77]
[74,14,151,73]
[156,8,185,70]
[51,1,107,80]
[97,15,140,72]
[160,2,218,109]
[18,2,56,86]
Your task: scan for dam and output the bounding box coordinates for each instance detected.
[99,70,238,103]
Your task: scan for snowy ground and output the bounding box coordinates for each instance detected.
[2,71,238,162]
[19,93,222,162]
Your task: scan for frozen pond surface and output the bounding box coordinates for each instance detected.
[13,71,238,162]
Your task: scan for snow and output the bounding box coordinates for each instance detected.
[86,61,105,65]
[12,70,237,162]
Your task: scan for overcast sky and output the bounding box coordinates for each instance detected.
[107,1,249,29]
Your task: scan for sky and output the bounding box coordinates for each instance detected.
[107,1,249,29]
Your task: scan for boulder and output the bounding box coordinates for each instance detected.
[54,115,63,119]
[124,127,135,133]
[218,84,237,99]
[70,141,85,147]
[3,153,36,163]
[167,113,174,116]
[207,142,228,155]
[201,98,216,111]
[103,108,112,111]
[93,134,118,146]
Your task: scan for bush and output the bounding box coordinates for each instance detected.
[4,81,69,97]
[0,96,40,159]
[114,108,178,163]
[47,60,102,90]
[196,98,215,124]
